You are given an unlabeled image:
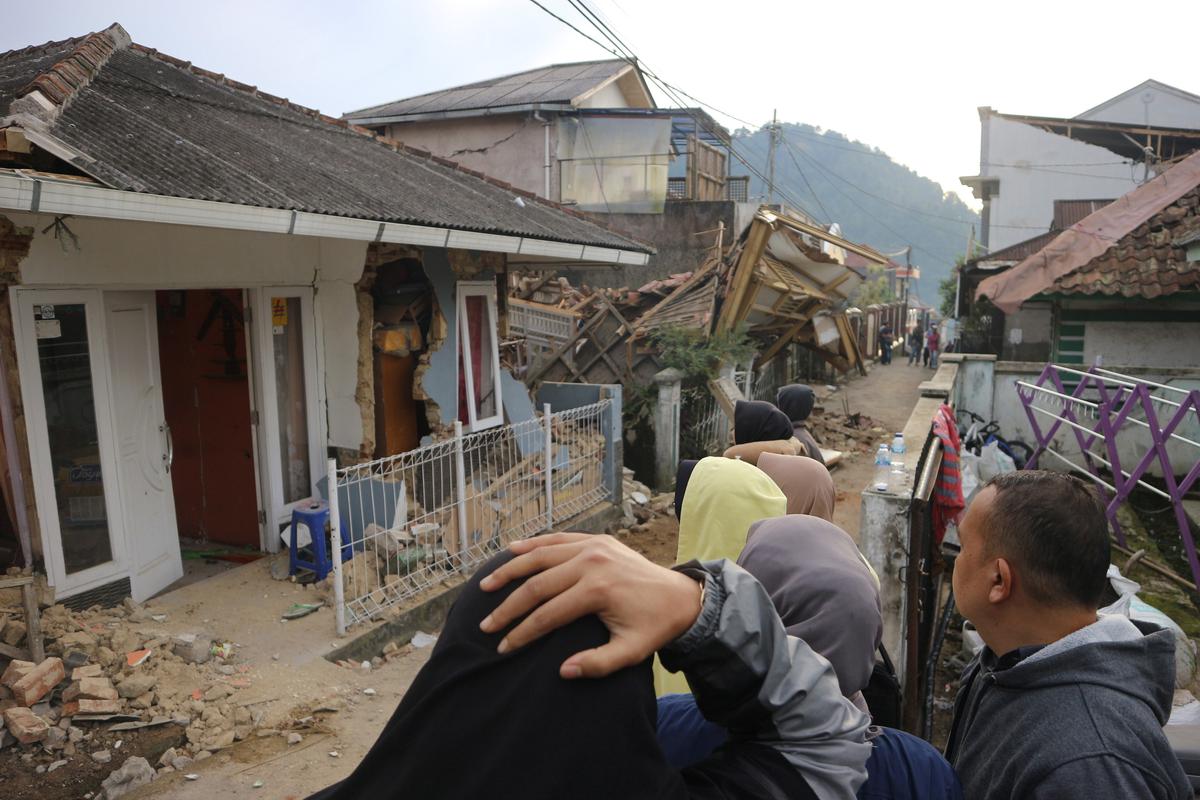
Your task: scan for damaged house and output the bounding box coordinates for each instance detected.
[343,58,756,290]
[0,24,651,605]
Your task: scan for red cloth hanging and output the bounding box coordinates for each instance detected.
[931,404,965,544]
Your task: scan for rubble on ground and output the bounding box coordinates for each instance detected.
[806,408,887,455]
[0,587,271,795]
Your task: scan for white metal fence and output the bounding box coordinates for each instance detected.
[507,298,579,348]
[327,399,613,632]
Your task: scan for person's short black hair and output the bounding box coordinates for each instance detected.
[979,470,1110,608]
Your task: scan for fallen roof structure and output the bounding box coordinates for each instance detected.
[515,206,881,388]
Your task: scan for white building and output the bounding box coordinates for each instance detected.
[962,80,1200,252]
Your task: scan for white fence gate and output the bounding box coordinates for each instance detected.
[327,400,613,633]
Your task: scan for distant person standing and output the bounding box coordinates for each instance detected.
[926,327,941,369]
[908,326,923,366]
[879,322,894,365]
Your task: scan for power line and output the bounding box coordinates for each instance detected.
[781,140,831,223]
[543,0,822,220]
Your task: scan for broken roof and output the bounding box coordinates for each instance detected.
[977,149,1200,312]
[0,25,652,257]
[985,109,1200,164]
[342,59,654,124]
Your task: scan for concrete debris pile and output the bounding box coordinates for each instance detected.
[807,410,888,455]
[620,468,673,528]
[1,596,267,793]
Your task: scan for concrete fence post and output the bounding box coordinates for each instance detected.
[453,421,469,555]
[653,367,685,491]
[327,458,346,637]
[543,403,554,530]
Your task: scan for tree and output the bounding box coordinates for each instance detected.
[938,270,957,318]
[849,264,897,307]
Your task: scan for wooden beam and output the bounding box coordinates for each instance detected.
[757,318,809,366]
[718,215,773,331]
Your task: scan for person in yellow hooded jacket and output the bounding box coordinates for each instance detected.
[655,456,786,695]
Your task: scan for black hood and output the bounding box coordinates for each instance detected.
[734,400,794,445]
[777,385,816,424]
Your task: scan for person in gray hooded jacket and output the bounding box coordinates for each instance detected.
[946,470,1190,799]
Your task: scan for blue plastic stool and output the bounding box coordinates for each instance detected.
[288,500,333,581]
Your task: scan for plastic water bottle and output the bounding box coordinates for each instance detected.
[874,444,892,491]
[891,432,906,456]
[889,458,907,493]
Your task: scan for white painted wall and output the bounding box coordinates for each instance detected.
[982,115,1142,251]
[1084,321,1200,369]
[579,80,629,109]
[384,115,553,199]
[7,211,367,450]
[976,83,1200,252]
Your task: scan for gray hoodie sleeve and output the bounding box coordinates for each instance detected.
[1030,754,1189,800]
[659,559,872,800]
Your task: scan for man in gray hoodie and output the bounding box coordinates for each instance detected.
[945,470,1190,799]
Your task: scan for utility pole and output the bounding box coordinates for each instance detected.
[766,109,779,204]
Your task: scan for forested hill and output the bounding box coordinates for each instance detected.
[732,123,979,301]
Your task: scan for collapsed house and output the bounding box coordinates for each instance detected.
[510,207,880,390]
[0,24,653,609]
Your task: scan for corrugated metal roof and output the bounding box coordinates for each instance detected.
[0,28,651,254]
[1053,199,1114,230]
[343,60,637,121]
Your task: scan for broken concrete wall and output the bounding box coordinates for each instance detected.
[0,215,38,564]
[560,201,738,289]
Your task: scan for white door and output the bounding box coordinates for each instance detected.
[250,288,325,537]
[14,290,129,598]
[105,292,182,599]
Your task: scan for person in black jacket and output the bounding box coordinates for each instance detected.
[945,470,1190,799]
[308,533,870,799]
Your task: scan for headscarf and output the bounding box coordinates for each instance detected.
[756,453,836,520]
[308,550,678,799]
[776,385,816,425]
[657,457,785,696]
[733,400,793,445]
[674,457,786,565]
[673,460,699,523]
[775,385,825,464]
[739,516,882,699]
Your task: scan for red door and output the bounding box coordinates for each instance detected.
[157,290,260,548]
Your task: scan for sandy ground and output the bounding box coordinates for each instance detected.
[827,361,930,543]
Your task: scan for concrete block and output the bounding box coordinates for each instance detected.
[11,657,64,706]
[3,706,49,743]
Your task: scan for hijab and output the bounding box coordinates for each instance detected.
[733,400,793,445]
[756,453,836,520]
[674,457,786,565]
[657,457,786,696]
[739,516,882,699]
[776,385,816,425]
[308,550,679,799]
[673,460,699,523]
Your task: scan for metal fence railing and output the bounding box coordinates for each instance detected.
[327,399,613,632]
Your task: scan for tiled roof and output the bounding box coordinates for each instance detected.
[1050,185,1200,299]
[0,27,651,254]
[969,230,1060,267]
[343,60,637,121]
[978,150,1200,311]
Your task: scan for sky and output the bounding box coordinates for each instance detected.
[6,0,1200,207]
